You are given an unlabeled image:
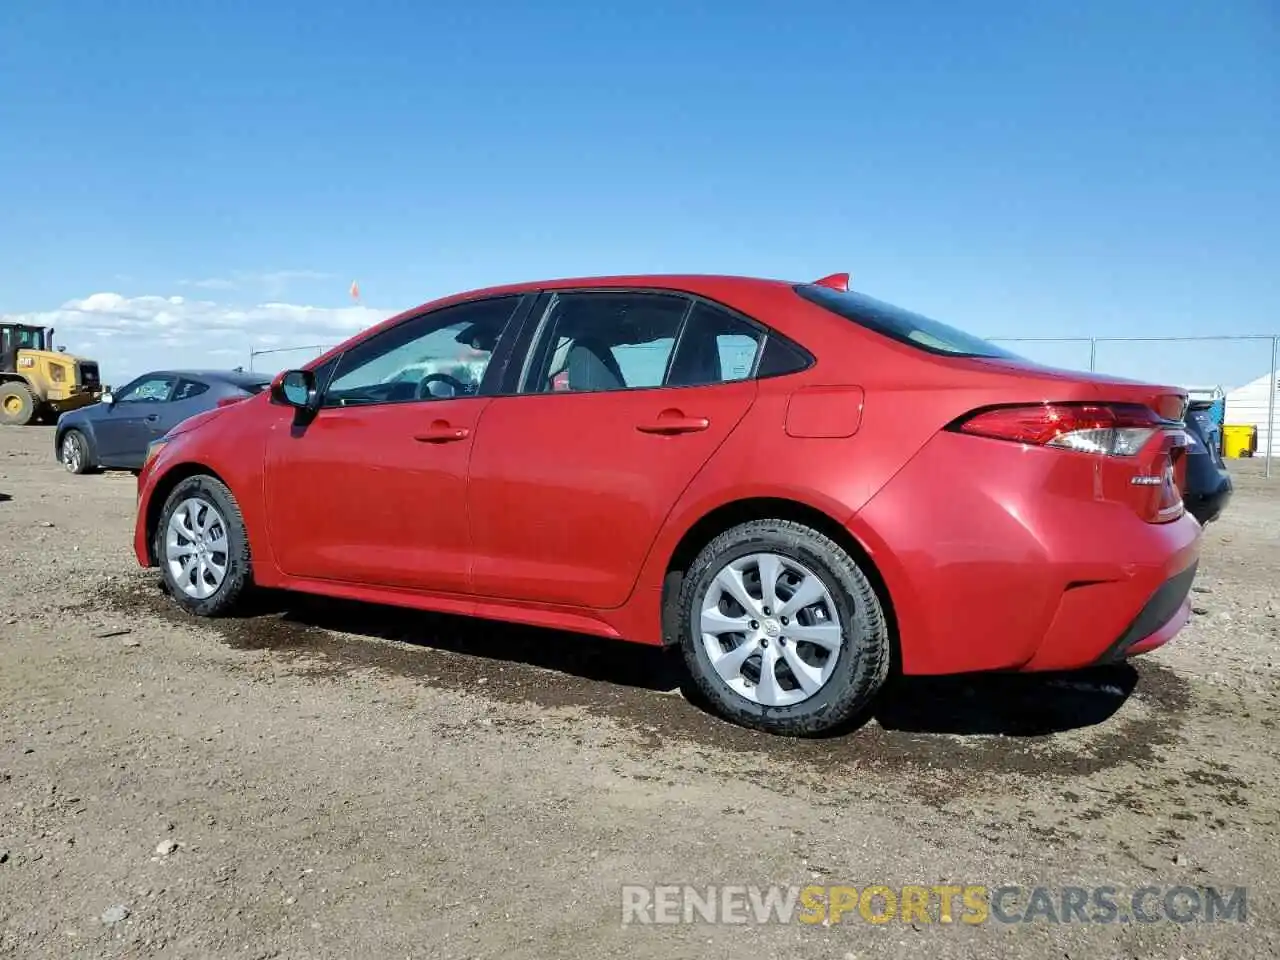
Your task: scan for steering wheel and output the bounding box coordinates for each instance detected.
[415,372,469,400]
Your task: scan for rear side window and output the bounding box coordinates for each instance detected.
[173,379,209,401]
[521,292,689,393]
[756,336,812,377]
[794,283,1018,359]
[667,302,763,387]
[519,293,776,394]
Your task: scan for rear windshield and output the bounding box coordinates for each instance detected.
[794,284,1019,359]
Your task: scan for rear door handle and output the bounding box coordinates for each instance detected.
[414,421,470,443]
[636,410,710,435]
[145,415,161,423]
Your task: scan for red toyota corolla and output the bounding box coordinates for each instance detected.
[133,273,1200,736]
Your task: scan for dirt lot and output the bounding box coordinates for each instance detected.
[2,425,1278,959]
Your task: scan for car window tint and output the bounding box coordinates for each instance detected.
[667,302,763,387]
[795,283,1019,359]
[117,376,173,403]
[757,335,812,377]
[173,379,209,401]
[524,292,689,393]
[323,297,517,407]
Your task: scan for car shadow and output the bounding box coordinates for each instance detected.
[871,666,1139,737]
[228,588,688,692]
[228,588,1140,738]
[0,492,11,503]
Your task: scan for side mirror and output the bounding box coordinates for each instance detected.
[270,369,319,421]
[101,392,115,407]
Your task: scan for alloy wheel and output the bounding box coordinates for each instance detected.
[61,435,82,473]
[165,497,229,599]
[698,552,845,707]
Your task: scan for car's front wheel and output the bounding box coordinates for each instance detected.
[155,475,252,616]
[677,519,891,737]
[0,383,37,426]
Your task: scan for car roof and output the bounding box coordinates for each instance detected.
[419,273,793,308]
[376,273,798,332]
[305,273,821,374]
[148,369,272,387]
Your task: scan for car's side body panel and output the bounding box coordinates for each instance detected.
[263,397,490,593]
[466,380,757,608]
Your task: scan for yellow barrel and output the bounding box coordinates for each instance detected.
[1222,424,1257,458]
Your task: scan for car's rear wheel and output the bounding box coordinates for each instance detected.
[60,429,93,474]
[677,519,890,737]
[155,475,252,616]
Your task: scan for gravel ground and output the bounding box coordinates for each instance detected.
[2,425,1278,959]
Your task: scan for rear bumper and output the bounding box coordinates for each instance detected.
[850,431,1203,676]
[1094,561,1197,663]
[1184,471,1233,526]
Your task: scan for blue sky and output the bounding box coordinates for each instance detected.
[1,0,1276,387]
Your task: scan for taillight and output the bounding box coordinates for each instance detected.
[952,403,1162,457]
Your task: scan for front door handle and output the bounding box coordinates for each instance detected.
[145,415,161,423]
[414,420,470,443]
[636,410,710,435]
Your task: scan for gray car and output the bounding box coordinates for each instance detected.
[54,369,271,473]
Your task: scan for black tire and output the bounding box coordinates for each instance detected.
[154,475,252,616]
[0,383,37,426]
[59,429,94,474]
[676,519,891,737]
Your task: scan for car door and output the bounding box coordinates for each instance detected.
[467,291,763,609]
[94,374,176,465]
[263,294,530,593]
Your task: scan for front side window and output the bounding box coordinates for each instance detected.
[15,327,45,350]
[323,297,518,407]
[522,292,690,393]
[794,283,1019,359]
[116,375,175,403]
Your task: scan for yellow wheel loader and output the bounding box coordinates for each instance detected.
[0,323,104,426]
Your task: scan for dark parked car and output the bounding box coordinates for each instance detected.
[55,369,271,473]
[1182,400,1233,525]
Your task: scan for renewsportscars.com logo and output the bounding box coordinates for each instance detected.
[620,884,1247,926]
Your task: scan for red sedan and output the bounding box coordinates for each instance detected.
[133,273,1200,736]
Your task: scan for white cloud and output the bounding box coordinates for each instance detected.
[2,291,388,385]
[180,277,239,291]
[179,269,336,297]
